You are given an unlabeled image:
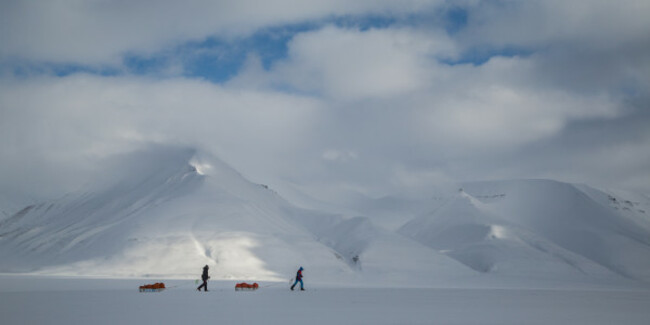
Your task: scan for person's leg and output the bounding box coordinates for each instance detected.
[198,280,207,291]
[299,279,304,290]
[291,278,299,290]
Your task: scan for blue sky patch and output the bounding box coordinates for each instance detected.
[444,6,468,35]
[8,61,120,79]
[441,46,534,66]
[120,22,321,83]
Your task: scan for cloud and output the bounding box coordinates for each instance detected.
[0,73,324,197]
[1,0,649,205]
[250,26,622,151]
[243,19,641,195]
[0,0,444,66]
[268,26,454,100]
[456,0,650,94]
[458,0,650,47]
[485,96,650,192]
[420,57,621,150]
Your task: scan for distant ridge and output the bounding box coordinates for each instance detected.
[400,179,650,283]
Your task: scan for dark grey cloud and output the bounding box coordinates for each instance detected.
[492,95,650,192]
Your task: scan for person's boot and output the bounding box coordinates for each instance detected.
[290,285,295,291]
[300,288,305,291]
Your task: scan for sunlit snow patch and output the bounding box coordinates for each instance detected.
[201,233,283,281]
[488,225,509,240]
[189,159,212,175]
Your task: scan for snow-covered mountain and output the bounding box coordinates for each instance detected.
[0,146,473,286]
[1,146,649,288]
[399,180,650,284]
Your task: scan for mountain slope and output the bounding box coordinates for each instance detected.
[0,146,473,285]
[2,148,648,288]
[399,180,650,284]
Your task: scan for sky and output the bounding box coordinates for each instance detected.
[1,0,649,204]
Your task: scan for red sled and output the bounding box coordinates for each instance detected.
[139,282,165,292]
[235,282,259,291]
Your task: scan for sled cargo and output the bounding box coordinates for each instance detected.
[139,283,166,292]
[235,282,259,291]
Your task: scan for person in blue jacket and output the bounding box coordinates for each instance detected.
[290,267,304,291]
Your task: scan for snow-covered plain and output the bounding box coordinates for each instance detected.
[1,276,650,325]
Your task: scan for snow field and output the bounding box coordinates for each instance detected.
[1,276,650,325]
[2,147,650,289]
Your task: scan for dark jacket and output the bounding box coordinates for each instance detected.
[201,266,209,281]
[296,268,303,280]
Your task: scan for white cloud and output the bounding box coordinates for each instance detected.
[1,0,649,203]
[268,26,454,101]
[273,27,451,100]
[0,73,324,197]
[0,0,444,65]
[418,57,621,150]
[453,1,650,97]
[255,26,622,151]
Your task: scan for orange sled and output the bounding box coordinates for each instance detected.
[235,282,259,291]
[139,282,166,292]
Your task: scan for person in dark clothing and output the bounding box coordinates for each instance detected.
[290,267,304,291]
[197,265,210,292]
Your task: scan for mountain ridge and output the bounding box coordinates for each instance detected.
[0,146,474,286]
[1,146,648,288]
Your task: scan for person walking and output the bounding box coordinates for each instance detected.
[197,265,210,292]
[290,266,304,291]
